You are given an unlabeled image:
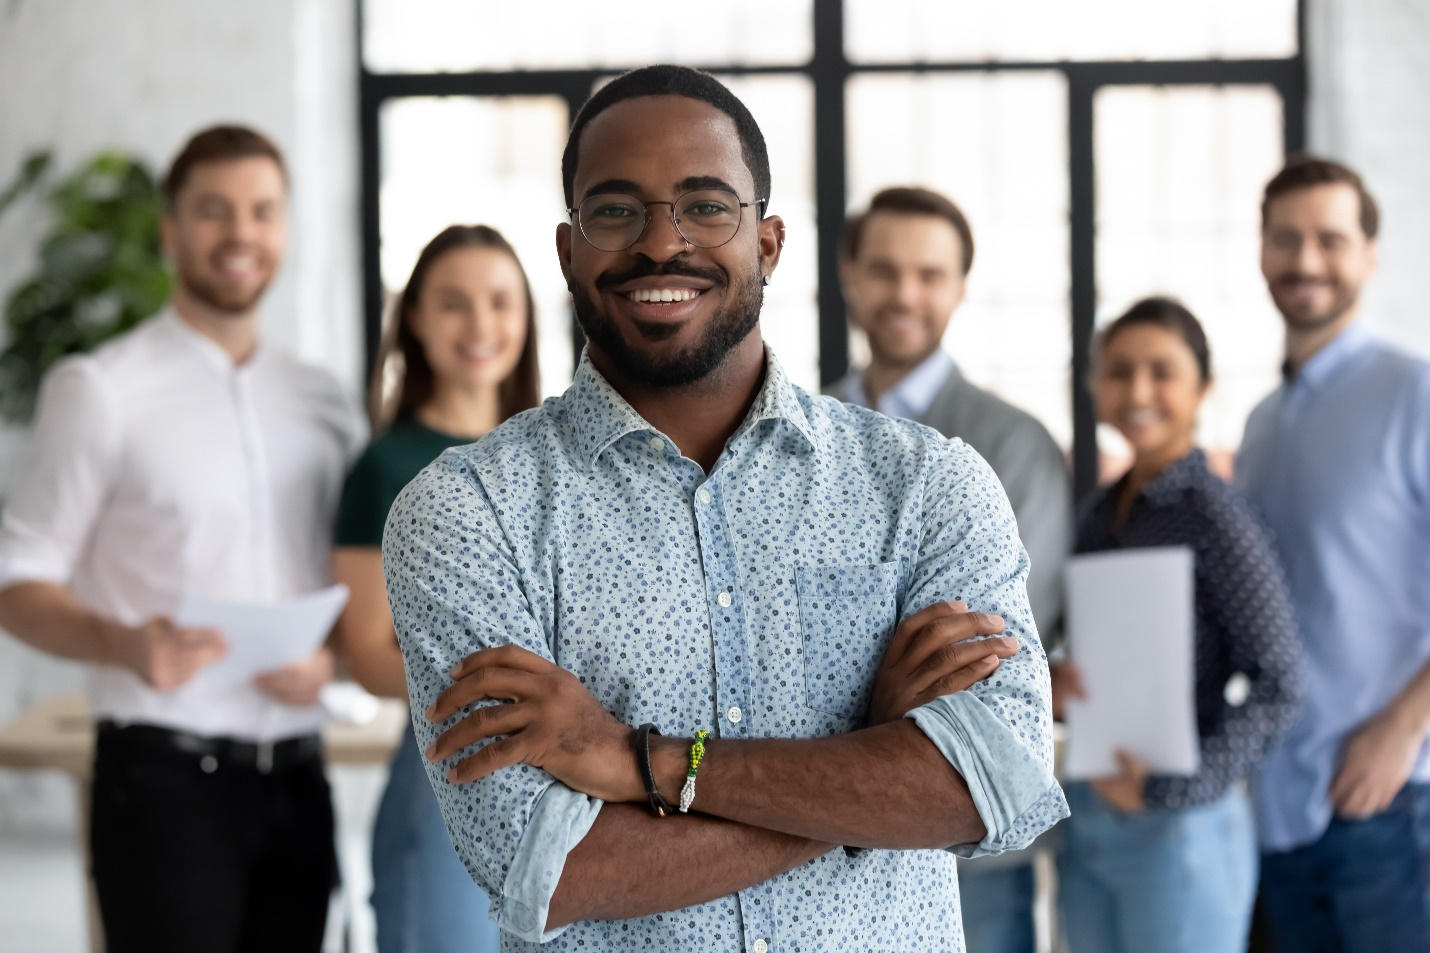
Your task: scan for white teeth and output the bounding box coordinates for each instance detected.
[626,288,701,303]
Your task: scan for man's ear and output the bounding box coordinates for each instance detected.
[556,221,573,285]
[757,215,785,282]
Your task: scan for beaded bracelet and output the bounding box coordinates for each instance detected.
[678,730,711,814]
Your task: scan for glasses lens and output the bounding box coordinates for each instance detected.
[676,190,743,248]
[578,194,646,251]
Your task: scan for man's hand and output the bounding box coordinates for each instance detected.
[424,644,640,801]
[254,646,335,707]
[1091,749,1147,814]
[108,617,228,691]
[1330,705,1425,819]
[866,600,1017,725]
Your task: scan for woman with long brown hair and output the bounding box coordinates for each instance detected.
[331,225,539,953]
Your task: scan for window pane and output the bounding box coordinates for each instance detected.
[365,0,812,73]
[1095,84,1285,471]
[379,95,574,394]
[715,75,819,392]
[845,0,1297,64]
[846,72,1072,449]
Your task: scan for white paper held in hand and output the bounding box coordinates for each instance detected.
[1063,547,1199,780]
[176,584,350,684]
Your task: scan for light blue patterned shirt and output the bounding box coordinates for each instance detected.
[384,349,1067,950]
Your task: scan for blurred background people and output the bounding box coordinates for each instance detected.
[332,224,539,953]
[831,185,1072,953]
[0,125,364,952]
[1055,297,1303,953]
[1239,158,1430,953]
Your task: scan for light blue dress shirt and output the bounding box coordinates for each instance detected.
[839,348,955,421]
[384,350,1067,950]
[1237,325,1430,852]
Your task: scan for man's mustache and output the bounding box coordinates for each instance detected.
[594,259,727,291]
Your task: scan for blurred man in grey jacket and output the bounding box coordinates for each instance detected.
[830,186,1072,953]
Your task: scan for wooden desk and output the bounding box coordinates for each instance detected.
[0,691,407,953]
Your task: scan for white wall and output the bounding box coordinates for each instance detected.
[0,0,362,830]
[1308,0,1430,356]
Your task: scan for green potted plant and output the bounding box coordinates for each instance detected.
[0,151,171,421]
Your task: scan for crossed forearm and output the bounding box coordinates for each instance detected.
[548,803,833,928]
[649,719,985,849]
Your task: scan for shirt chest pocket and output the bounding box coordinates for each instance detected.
[796,562,901,721]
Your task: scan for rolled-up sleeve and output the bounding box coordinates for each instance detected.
[383,453,601,943]
[0,358,120,589]
[902,438,1068,857]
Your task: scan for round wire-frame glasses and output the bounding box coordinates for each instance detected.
[569,189,767,252]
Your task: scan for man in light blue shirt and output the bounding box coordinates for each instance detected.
[1237,157,1430,952]
[383,66,1066,951]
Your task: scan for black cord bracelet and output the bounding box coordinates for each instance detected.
[635,723,673,817]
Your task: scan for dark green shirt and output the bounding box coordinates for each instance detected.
[334,418,476,547]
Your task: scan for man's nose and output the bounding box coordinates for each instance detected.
[627,203,687,262]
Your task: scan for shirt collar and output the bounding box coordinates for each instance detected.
[858,350,955,422]
[1137,448,1210,508]
[1283,322,1370,391]
[158,307,264,375]
[564,347,817,471]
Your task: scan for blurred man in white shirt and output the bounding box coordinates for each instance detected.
[0,125,364,953]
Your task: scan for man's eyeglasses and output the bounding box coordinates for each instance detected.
[568,189,767,252]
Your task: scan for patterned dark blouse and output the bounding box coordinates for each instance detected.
[1076,449,1304,810]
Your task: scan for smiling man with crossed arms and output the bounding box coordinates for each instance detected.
[383,65,1066,952]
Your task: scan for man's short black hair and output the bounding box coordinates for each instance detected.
[561,65,771,214]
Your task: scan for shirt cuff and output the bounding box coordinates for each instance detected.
[492,781,604,943]
[906,691,1069,858]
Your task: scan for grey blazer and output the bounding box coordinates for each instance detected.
[828,362,1073,646]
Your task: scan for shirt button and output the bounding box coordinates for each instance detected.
[754,939,769,953]
[697,488,712,505]
[200,755,219,774]
[649,437,665,453]
[727,706,743,724]
[716,591,731,608]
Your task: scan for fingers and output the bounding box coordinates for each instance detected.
[882,601,963,667]
[174,626,227,651]
[426,667,543,722]
[426,702,530,763]
[448,735,526,784]
[915,654,1002,705]
[450,644,555,679]
[909,634,1018,692]
[900,613,1008,674]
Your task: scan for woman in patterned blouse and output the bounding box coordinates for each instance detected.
[1053,297,1304,953]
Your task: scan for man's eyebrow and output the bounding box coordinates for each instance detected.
[676,175,740,194]
[580,179,644,201]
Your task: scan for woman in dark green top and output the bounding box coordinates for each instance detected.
[332,225,539,953]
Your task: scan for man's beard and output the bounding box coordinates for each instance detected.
[571,260,763,388]
[175,248,272,315]
[1269,275,1360,333]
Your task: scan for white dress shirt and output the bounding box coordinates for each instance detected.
[0,311,365,740]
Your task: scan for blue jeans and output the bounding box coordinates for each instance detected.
[958,862,1035,953]
[1058,782,1257,953]
[371,726,500,953]
[1259,782,1430,953]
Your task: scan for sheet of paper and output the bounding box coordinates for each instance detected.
[178,584,349,684]
[1063,547,1200,780]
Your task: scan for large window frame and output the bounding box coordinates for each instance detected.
[357,2,1305,500]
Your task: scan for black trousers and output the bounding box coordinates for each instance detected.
[89,724,338,953]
